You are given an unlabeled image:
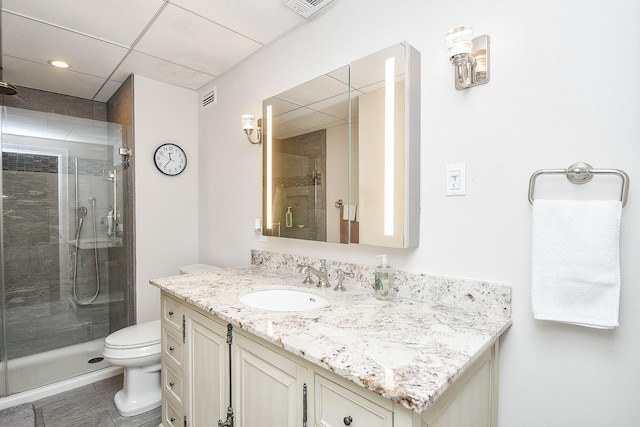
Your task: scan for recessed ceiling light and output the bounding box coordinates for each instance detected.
[48,60,70,69]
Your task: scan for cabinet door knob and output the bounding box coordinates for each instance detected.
[168,310,174,316]
[169,346,175,351]
[343,415,353,425]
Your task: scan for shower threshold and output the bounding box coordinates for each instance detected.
[0,338,121,409]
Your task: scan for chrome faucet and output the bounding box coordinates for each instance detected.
[298,259,330,288]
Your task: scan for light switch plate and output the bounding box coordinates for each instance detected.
[446,163,466,196]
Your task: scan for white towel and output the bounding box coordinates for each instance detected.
[342,204,358,221]
[531,199,622,329]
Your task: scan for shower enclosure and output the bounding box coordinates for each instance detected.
[269,129,327,241]
[0,106,132,398]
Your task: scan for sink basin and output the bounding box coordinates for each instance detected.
[239,288,329,312]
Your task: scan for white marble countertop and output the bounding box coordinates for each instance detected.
[150,265,512,413]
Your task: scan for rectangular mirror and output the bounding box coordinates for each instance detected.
[262,42,420,248]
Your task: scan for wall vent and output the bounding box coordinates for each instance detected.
[202,86,217,110]
[284,0,335,18]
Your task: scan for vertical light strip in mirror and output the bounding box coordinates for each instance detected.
[384,57,395,236]
[266,104,273,229]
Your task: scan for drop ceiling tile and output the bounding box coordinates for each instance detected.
[2,0,166,47]
[94,80,127,103]
[2,13,128,78]
[170,0,304,44]
[113,51,215,90]
[2,56,107,100]
[134,4,262,77]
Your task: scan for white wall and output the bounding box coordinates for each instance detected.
[134,75,199,323]
[197,0,640,425]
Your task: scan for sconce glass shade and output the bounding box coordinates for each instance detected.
[241,113,262,144]
[241,114,256,132]
[446,26,474,58]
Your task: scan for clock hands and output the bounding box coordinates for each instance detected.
[163,153,174,168]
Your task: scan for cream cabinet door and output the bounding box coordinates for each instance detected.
[233,333,308,427]
[185,309,229,427]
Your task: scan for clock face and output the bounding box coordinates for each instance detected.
[154,143,187,176]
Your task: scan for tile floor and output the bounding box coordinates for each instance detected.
[32,374,161,427]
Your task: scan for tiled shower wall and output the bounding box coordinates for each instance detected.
[2,153,60,309]
[272,129,327,241]
[2,152,113,358]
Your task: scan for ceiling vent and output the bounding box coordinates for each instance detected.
[284,0,335,18]
[202,86,217,110]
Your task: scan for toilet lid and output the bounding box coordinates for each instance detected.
[179,264,224,274]
[105,319,161,349]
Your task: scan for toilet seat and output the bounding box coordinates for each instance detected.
[103,319,161,360]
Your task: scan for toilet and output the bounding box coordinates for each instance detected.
[103,264,221,416]
[103,319,162,416]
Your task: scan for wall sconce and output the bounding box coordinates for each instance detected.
[445,26,490,90]
[241,114,262,144]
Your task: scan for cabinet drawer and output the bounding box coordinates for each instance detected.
[163,364,184,405]
[163,396,184,427]
[315,374,392,427]
[163,295,184,331]
[163,328,183,369]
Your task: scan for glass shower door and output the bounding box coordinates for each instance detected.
[0,106,131,397]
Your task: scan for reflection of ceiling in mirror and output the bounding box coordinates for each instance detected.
[266,67,349,139]
[264,43,408,140]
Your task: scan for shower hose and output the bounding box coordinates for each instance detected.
[72,200,100,305]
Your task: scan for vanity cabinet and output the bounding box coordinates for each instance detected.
[160,292,499,427]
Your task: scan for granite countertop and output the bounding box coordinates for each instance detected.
[150,265,512,413]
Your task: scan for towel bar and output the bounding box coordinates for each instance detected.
[528,162,630,207]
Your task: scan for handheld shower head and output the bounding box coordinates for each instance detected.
[77,207,88,219]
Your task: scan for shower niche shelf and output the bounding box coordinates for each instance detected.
[66,237,123,250]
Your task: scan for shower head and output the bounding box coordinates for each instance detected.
[77,207,88,218]
[1,57,18,95]
[0,81,17,96]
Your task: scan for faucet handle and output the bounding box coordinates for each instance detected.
[298,264,315,285]
[334,269,354,292]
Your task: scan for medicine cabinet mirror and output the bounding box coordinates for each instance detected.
[262,42,420,248]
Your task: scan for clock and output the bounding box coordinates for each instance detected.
[154,143,187,176]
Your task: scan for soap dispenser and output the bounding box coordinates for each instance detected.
[374,254,395,300]
[285,207,293,228]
